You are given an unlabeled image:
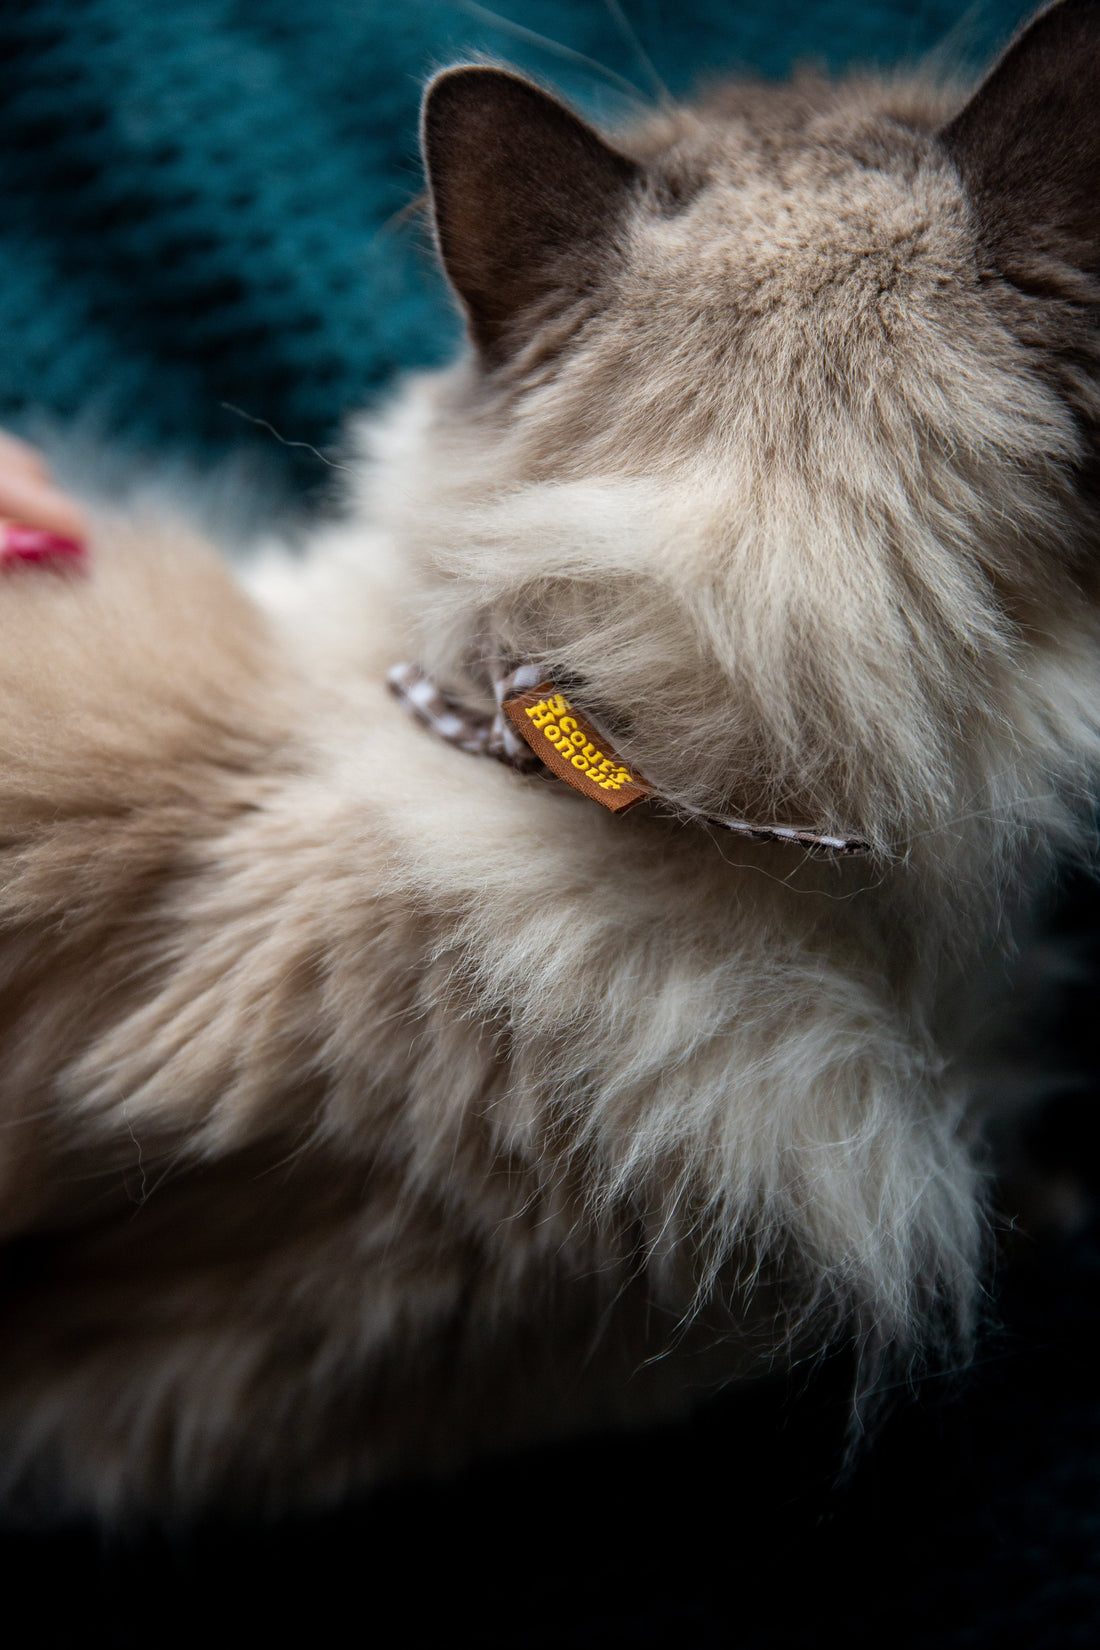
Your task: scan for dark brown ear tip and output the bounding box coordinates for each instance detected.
[422,66,544,162]
[424,63,533,95]
[421,65,480,131]
[422,64,555,125]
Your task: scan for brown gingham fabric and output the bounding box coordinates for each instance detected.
[387,662,871,857]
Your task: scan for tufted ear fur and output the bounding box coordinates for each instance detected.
[421,66,641,362]
[940,0,1100,276]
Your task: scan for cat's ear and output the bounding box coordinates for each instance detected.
[421,66,641,361]
[939,0,1100,274]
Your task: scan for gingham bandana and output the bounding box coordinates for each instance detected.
[387,661,871,857]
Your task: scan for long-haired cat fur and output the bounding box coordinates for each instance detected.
[0,0,1098,1519]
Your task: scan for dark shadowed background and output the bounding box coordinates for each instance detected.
[1,3,1098,1645]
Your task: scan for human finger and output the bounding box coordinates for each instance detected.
[0,469,87,541]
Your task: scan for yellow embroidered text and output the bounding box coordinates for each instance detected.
[524,696,634,790]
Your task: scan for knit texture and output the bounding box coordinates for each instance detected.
[0,0,1033,497]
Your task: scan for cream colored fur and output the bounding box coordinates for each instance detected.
[1,34,1098,1518]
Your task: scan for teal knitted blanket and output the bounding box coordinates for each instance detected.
[0,1,1032,496]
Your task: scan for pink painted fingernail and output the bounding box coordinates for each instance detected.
[0,526,87,567]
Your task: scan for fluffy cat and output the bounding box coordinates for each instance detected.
[0,0,1097,1519]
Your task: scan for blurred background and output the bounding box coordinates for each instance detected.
[1,4,1098,1646]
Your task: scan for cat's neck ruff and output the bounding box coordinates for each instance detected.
[387,660,872,858]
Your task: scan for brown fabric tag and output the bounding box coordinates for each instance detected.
[503,682,656,814]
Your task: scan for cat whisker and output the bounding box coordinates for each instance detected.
[699,827,893,899]
[127,1153,185,1213]
[219,403,355,474]
[900,791,1063,847]
[448,0,652,107]
[601,0,675,109]
[124,1113,148,1204]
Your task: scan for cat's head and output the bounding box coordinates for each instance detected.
[379,1,1100,861]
